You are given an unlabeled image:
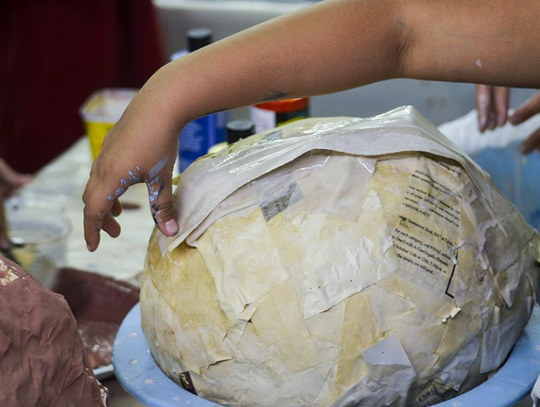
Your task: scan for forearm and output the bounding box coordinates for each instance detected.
[403,0,540,87]
[133,0,404,129]
[126,0,540,133]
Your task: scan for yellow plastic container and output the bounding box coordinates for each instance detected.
[80,89,138,160]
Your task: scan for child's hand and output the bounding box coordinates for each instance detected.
[82,0,540,251]
[82,87,182,252]
[476,86,540,154]
[0,159,32,197]
[510,91,540,154]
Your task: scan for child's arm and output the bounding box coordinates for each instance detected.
[83,0,540,251]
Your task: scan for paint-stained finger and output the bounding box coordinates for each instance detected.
[103,213,121,238]
[83,201,104,252]
[82,180,118,251]
[112,200,123,217]
[476,85,491,132]
[511,92,540,125]
[520,127,540,155]
[494,87,509,127]
[146,175,178,237]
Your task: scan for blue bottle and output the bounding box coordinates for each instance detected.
[176,28,230,172]
[178,111,229,172]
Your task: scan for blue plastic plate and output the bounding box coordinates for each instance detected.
[114,304,540,407]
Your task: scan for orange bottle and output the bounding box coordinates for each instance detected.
[250,98,310,133]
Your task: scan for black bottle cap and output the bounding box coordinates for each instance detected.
[187,28,213,52]
[227,120,255,144]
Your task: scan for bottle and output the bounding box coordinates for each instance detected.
[177,28,230,172]
[226,120,255,144]
[207,120,255,155]
[250,98,310,133]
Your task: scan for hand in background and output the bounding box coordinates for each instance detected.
[0,159,32,197]
[476,86,540,155]
[509,91,540,154]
